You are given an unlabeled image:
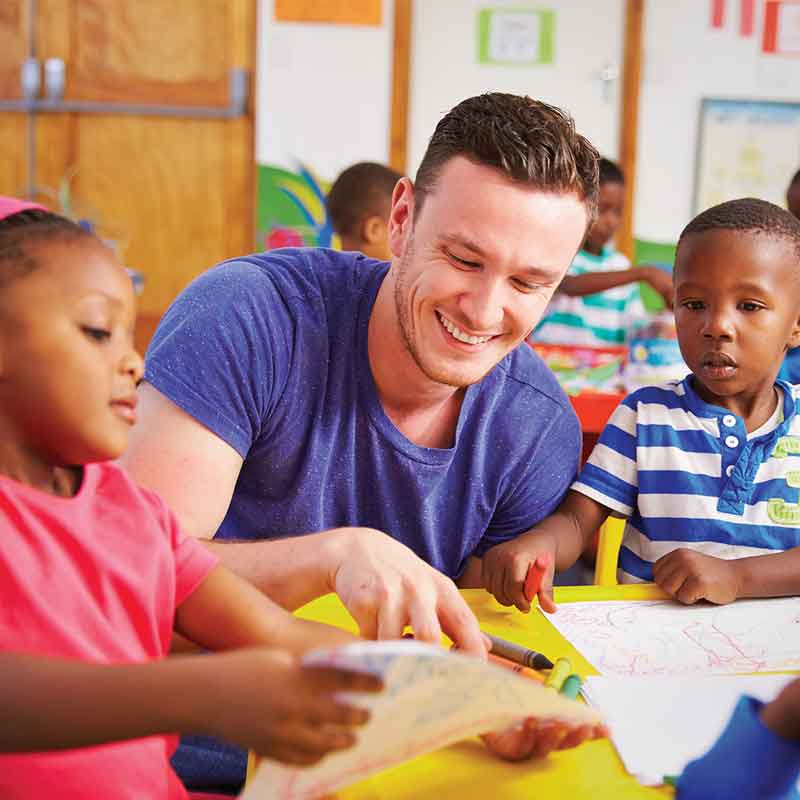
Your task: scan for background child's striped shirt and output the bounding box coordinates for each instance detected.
[534,247,644,346]
[572,378,800,583]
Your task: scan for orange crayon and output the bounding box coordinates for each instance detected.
[487,652,546,683]
[523,553,551,602]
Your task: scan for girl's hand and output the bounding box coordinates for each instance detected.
[481,718,608,761]
[205,648,383,765]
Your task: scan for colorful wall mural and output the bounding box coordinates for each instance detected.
[255,162,340,251]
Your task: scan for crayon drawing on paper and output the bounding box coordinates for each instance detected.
[546,597,800,676]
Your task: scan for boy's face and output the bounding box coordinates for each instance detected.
[584,181,624,254]
[0,237,144,467]
[673,229,800,410]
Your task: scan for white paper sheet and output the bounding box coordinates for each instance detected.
[545,597,800,676]
[582,673,796,785]
[240,640,601,800]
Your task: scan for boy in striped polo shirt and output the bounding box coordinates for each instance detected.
[481,197,800,611]
[533,158,673,346]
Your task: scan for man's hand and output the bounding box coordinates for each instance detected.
[205,648,383,765]
[636,265,674,308]
[331,528,487,657]
[480,531,559,614]
[480,718,607,761]
[653,549,740,605]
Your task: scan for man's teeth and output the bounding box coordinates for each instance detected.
[438,313,490,345]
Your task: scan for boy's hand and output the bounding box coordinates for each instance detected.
[205,648,383,765]
[652,549,740,605]
[480,718,607,761]
[760,678,800,741]
[480,531,558,614]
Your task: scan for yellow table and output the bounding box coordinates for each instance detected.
[292,584,674,800]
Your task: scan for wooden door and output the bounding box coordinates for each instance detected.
[0,0,256,353]
[0,1,30,196]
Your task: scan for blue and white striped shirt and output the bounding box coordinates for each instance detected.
[573,377,800,582]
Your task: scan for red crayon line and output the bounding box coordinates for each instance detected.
[523,553,551,602]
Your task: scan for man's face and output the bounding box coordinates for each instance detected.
[387,156,588,388]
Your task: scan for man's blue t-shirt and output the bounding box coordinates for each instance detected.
[145,248,581,580]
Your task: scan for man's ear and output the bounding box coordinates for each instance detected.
[387,177,414,259]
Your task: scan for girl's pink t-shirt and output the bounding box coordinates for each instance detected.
[0,461,218,799]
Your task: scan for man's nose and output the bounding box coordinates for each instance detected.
[459,276,504,331]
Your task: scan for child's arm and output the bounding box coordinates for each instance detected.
[559,266,673,306]
[174,564,358,655]
[474,491,611,613]
[0,649,381,762]
[653,546,800,605]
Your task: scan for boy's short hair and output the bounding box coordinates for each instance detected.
[413,92,599,223]
[327,162,402,238]
[0,208,92,287]
[598,157,625,186]
[678,197,800,261]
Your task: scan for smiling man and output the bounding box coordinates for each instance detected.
[122,92,598,788]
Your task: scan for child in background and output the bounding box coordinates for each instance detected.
[0,200,602,796]
[326,161,401,261]
[788,168,800,221]
[534,157,673,346]
[677,677,800,799]
[779,168,800,383]
[0,202,384,800]
[482,198,800,612]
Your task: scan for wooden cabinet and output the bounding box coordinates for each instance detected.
[0,0,256,353]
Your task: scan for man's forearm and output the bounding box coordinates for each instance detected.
[0,654,218,752]
[202,529,347,610]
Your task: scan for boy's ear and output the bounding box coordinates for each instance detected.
[789,314,800,350]
[361,215,387,246]
[388,177,414,259]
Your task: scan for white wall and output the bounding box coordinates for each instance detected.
[255,0,800,242]
[637,0,800,243]
[255,0,394,180]
[408,0,625,176]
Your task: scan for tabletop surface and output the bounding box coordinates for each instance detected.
[293,585,673,800]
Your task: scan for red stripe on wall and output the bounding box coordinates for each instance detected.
[740,0,755,34]
[711,0,726,27]
[762,0,780,52]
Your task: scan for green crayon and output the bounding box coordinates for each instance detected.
[559,673,582,699]
[544,657,572,692]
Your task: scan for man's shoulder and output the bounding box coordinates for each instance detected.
[206,247,384,299]
[492,343,576,414]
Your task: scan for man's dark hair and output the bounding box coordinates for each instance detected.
[599,157,625,186]
[413,92,599,222]
[0,209,93,287]
[327,162,402,237]
[678,197,800,261]
[790,168,800,187]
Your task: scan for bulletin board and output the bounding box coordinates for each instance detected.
[693,97,800,214]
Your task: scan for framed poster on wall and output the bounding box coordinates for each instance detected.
[693,98,800,214]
